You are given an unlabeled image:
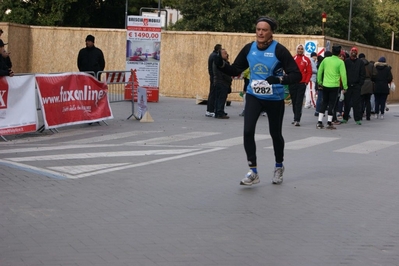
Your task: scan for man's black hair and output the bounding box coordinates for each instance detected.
[256,16,277,31]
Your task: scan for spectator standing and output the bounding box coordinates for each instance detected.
[0,39,13,77]
[316,45,347,129]
[314,53,329,116]
[304,52,317,109]
[332,50,347,124]
[358,53,376,121]
[215,16,301,185]
[341,47,365,125]
[212,48,231,119]
[205,44,222,117]
[289,44,312,126]
[372,56,393,120]
[77,35,105,80]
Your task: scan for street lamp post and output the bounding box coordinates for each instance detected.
[322,12,327,35]
[348,0,353,41]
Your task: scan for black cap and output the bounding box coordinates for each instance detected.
[332,45,341,54]
[310,52,317,57]
[256,16,277,31]
[85,35,95,42]
[358,53,365,58]
[324,51,333,57]
[0,39,6,47]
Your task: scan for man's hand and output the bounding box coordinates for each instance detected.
[8,69,14,77]
[266,76,281,84]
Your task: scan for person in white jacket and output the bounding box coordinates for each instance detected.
[304,52,317,108]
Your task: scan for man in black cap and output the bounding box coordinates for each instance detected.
[214,16,301,186]
[205,44,222,117]
[77,34,105,80]
[341,46,365,125]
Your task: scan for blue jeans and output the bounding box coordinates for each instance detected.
[315,89,323,114]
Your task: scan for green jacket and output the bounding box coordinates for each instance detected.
[317,55,348,90]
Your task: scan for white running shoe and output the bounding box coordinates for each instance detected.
[240,170,260,186]
[205,111,215,117]
[272,166,285,185]
[380,114,384,120]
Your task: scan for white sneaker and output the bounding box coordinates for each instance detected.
[374,114,378,119]
[272,166,285,185]
[240,170,260,186]
[380,114,384,119]
[205,111,215,117]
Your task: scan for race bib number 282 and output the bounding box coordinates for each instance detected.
[251,80,273,95]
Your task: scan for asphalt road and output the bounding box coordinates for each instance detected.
[1,97,399,266]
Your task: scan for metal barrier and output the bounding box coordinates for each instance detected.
[97,71,127,103]
[97,70,141,120]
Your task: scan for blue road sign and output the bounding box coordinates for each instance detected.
[305,41,317,54]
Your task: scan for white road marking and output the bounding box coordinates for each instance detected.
[73,147,225,179]
[126,132,219,145]
[0,144,116,154]
[0,159,72,179]
[334,140,399,154]
[61,131,162,144]
[196,134,270,147]
[264,136,339,150]
[0,129,99,144]
[48,163,130,174]
[6,149,200,162]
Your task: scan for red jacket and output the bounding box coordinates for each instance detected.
[293,54,312,84]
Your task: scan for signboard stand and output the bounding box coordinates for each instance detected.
[126,15,161,102]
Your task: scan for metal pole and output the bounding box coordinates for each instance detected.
[348,0,353,41]
[125,0,128,29]
[158,0,161,17]
[391,31,394,50]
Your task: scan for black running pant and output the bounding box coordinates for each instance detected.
[320,87,339,116]
[244,94,285,167]
[289,83,306,122]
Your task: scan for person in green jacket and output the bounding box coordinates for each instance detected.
[316,45,348,129]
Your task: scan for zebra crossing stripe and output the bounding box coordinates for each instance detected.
[61,131,162,144]
[6,149,200,162]
[48,163,130,175]
[126,132,219,145]
[196,134,270,147]
[334,140,399,154]
[73,147,225,179]
[264,137,339,150]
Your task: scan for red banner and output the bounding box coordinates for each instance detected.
[35,73,113,129]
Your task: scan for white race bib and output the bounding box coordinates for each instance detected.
[251,80,273,95]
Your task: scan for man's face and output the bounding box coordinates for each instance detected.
[256,21,273,44]
[350,49,357,57]
[86,40,94,48]
[297,45,304,55]
[221,49,228,60]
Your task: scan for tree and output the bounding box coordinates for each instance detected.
[0,0,161,28]
[0,0,76,26]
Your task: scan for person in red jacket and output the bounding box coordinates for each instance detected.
[288,44,311,126]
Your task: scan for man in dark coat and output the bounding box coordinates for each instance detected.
[77,35,105,80]
[342,46,365,125]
